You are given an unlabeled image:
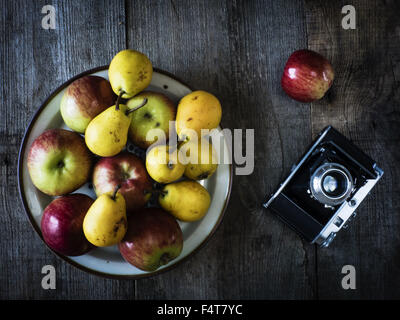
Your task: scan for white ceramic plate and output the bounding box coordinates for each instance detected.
[18,66,233,279]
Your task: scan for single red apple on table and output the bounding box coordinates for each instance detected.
[92,151,152,213]
[27,129,92,196]
[281,49,334,102]
[41,194,94,256]
[60,75,116,133]
[118,207,183,271]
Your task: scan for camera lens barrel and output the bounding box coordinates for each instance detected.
[310,163,353,206]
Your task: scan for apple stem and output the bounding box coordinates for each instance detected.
[115,90,124,111]
[126,98,148,115]
[112,185,121,201]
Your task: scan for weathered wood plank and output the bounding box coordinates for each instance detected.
[1,0,398,300]
[305,0,400,299]
[127,0,316,299]
[0,0,128,299]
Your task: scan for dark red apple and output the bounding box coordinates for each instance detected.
[92,151,152,213]
[281,49,334,102]
[41,194,94,256]
[118,208,183,271]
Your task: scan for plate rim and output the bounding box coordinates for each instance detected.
[17,65,233,279]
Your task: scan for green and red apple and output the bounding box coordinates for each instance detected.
[60,75,116,133]
[127,91,176,149]
[118,207,183,271]
[92,151,152,213]
[27,129,92,196]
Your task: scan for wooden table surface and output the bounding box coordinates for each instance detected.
[1,0,399,300]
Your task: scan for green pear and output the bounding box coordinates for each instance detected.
[108,49,153,99]
[85,97,147,157]
[145,145,186,184]
[159,180,211,222]
[180,138,218,180]
[83,187,127,247]
[176,90,222,141]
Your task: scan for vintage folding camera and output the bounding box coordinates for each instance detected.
[263,126,383,247]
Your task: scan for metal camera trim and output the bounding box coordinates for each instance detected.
[310,162,354,206]
[263,127,331,210]
[313,163,383,247]
[263,126,384,248]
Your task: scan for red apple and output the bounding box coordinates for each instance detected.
[118,208,183,271]
[92,151,152,213]
[60,75,116,133]
[41,194,94,256]
[27,129,92,196]
[281,49,334,102]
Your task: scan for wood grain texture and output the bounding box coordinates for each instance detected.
[305,0,400,299]
[0,0,130,299]
[127,0,316,299]
[0,0,399,299]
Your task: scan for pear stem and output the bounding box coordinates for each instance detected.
[112,184,121,201]
[151,189,168,197]
[115,90,124,111]
[126,98,148,115]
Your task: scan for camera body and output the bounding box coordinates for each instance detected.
[263,126,383,247]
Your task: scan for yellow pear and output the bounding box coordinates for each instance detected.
[145,145,185,184]
[159,180,211,222]
[180,138,218,180]
[109,49,153,99]
[175,90,222,141]
[85,98,147,157]
[83,188,127,247]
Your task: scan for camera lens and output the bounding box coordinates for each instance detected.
[310,163,353,206]
[322,171,348,198]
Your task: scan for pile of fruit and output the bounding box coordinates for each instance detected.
[27,49,222,272]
